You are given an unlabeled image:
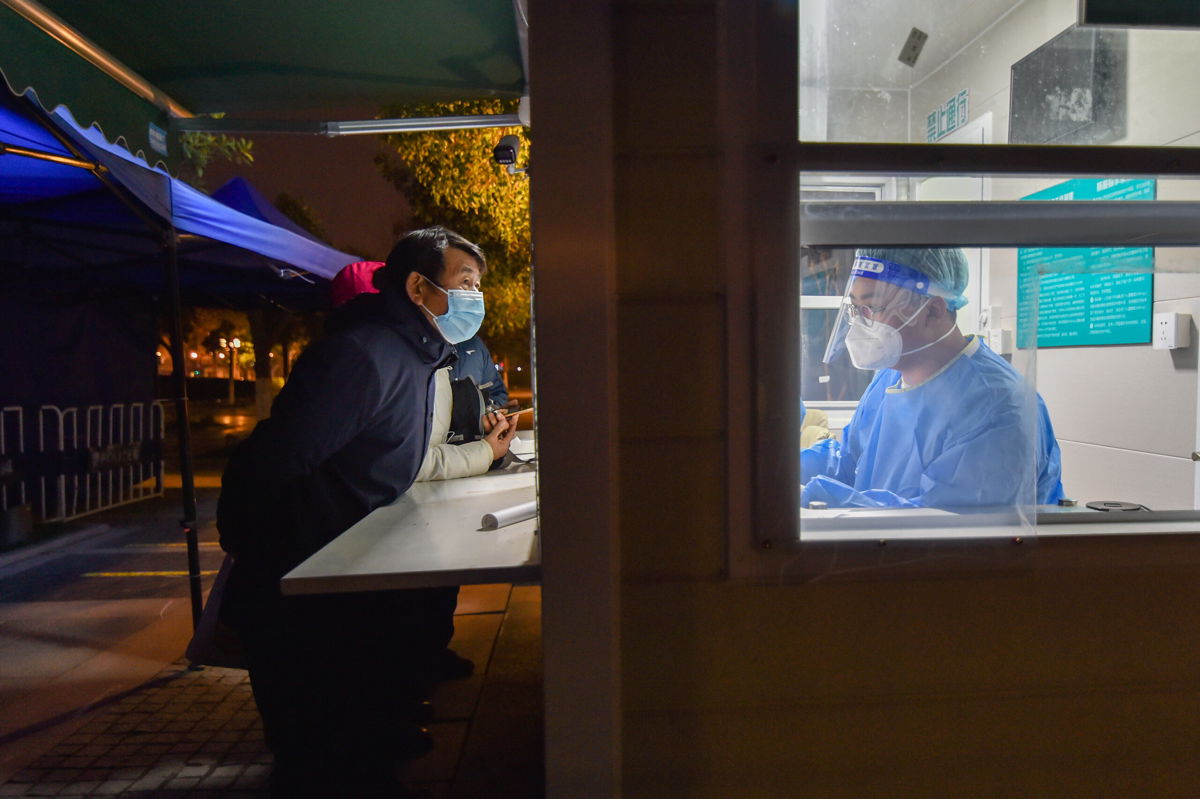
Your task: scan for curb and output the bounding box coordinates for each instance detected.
[0,522,115,577]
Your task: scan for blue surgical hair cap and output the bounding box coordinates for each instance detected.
[855,247,969,311]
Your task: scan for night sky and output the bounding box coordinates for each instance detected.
[203,119,410,263]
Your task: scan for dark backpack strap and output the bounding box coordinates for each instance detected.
[448,376,486,444]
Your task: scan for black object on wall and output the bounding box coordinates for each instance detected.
[1081,0,1200,28]
[1009,26,1128,146]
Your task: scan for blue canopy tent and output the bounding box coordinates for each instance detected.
[210,177,327,245]
[1,89,360,621]
[2,97,358,307]
[59,108,358,278]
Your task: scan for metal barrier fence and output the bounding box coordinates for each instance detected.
[34,402,164,523]
[1,406,25,512]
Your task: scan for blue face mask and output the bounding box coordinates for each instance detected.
[421,275,485,344]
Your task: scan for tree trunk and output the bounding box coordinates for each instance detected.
[247,309,286,420]
[227,351,236,404]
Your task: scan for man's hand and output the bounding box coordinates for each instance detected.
[482,410,514,460]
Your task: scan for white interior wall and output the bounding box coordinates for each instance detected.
[798,0,829,140]
[905,0,1200,508]
[908,0,1076,144]
[826,89,909,142]
[1125,30,1200,146]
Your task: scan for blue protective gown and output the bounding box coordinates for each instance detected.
[801,336,1064,509]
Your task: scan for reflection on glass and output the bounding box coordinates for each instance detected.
[799,0,1200,148]
[799,235,1200,545]
[801,247,873,402]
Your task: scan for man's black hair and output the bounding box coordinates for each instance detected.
[373,226,486,294]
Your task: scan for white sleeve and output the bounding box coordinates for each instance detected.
[415,368,495,481]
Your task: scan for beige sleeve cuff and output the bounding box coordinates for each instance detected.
[415,439,495,482]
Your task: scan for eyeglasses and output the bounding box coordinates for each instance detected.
[845,301,898,326]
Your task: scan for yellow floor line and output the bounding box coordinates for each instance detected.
[83,571,219,578]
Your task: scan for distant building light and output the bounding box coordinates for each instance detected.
[217,352,226,359]
[268,352,275,358]
[189,351,199,359]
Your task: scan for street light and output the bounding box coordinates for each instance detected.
[224,336,242,404]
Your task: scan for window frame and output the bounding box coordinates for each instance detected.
[728,2,1200,581]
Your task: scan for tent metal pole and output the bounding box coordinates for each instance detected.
[2,0,193,118]
[171,114,523,136]
[0,141,101,169]
[163,231,203,630]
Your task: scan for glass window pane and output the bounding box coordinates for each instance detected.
[799,0,1200,147]
[799,245,1042,544]
[797,173,1200,545]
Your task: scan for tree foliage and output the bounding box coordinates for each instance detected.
[375,99,531,345]
[178,114,254,190]
[274,192,329,242]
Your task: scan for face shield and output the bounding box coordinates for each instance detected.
[821,255,944,366]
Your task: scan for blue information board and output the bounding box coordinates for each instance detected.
[1017,178,1154,348]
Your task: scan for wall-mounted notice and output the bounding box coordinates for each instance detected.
[926,89,969,142]
[1017,178,1154,348]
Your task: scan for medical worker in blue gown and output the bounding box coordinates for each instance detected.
[802,247,1064,509]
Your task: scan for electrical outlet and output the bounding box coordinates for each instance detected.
[1153,311,1190,350]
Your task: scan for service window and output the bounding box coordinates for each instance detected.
[781,0,1200,549]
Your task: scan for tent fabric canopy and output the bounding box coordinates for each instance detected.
[0,3,170,168]
[39,0,524,112]
[1,92,355,307]
[210,177,326,245]
[0,98,98,203]
[0,0,525,168]
[50,104,359,279]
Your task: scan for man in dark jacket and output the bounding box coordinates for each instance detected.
[452,333,513,409]
[218,226,504,798]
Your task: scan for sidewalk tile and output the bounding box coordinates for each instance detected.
[0,532,543,798]
[164,776,201,790]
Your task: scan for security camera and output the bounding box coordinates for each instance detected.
[493,135,520,166]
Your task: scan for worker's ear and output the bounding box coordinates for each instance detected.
[927,296,950,321]
[405,271,425,306]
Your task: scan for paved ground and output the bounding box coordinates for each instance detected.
[0,401,543,797]
[1,663,271,797]
[0,582,542,797]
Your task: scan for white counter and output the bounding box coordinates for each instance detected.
[799,504,1200,542]
[281,466,539,595]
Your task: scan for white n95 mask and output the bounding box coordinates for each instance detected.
[845,320,902,371]
[845,299,929,371]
